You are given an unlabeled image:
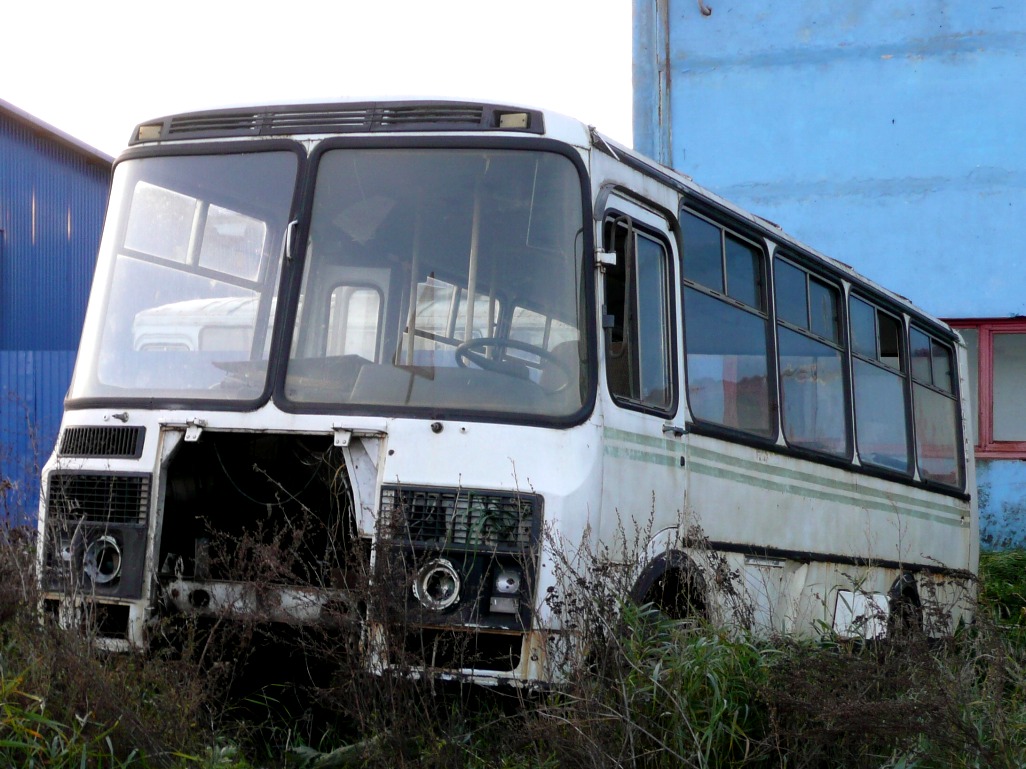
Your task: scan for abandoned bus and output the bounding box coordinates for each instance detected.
[38,100,977,684]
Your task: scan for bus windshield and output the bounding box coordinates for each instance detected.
[68,150,298,402]
[284,148,588,418]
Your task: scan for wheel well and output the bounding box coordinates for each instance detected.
[887,571,923,634]
[631,551,707,621]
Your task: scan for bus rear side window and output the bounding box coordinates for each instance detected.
[910,328,963,486]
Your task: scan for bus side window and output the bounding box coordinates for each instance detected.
[774,258,848,457]
[681,209,774,438]
[850,296,910,473]
[910,328,963,487]
[603,217,673,410]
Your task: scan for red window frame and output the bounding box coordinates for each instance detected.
[947,318,1026,458]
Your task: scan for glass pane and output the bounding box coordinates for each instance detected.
[636,234,671,408]
[453,289,498,343]
[725,234,763,310]
[685,288,772,437]
[993,334,1026,441]
[510,308,581,396]
[286,148,587,418]
[960,328,979,445]
[327,287,380,358]
[199,204,267,280]
[124,182,196,263]
[69,152,297,402]
[409,278,457,360]
[778,327,847,456]
[809,278,839,343]
[910,328,933,384]
[878,311,903,370]
[604,221,633,398]
[681,210,723,292]
[849,297,877,359]
[774,259,807,329]
[509,306,548,349]
[853,359,909,473]
[914,384,962,487]
[931,340,953,393]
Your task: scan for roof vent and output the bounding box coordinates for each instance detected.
[132,102,544,144]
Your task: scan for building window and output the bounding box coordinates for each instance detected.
[948,319,1026,457]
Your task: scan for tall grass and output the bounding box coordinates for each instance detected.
[6,511,1026,768]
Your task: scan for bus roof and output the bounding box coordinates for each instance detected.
[126,98,953,340]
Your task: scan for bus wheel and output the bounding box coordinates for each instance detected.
[632,552,707,622]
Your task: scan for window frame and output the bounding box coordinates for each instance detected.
[601,212,677,416]
[908,322,964,488]
[848,293,914,478]
[947,318,1026,458]
[772,253,851,460]
[680,204,777,442]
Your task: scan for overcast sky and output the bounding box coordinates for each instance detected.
[5,0,633,157]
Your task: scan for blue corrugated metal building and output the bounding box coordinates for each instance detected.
[0,99,111,522]
[632,1,1026,549]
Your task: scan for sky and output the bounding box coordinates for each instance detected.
[4,0,633,158]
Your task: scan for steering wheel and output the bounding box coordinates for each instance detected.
[454,337,572,394]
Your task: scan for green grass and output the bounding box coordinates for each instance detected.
[6,537,1026,768]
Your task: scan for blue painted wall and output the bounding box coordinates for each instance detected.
[633,1,1026,548]
[633,1,1026,319]
[0,103,110,522]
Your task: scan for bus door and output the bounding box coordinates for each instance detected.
[597,196,685,557]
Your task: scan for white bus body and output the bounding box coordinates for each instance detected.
[38,101,977,685]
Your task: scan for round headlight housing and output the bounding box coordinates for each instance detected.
[83,535,122,585]
[413,559,461,611]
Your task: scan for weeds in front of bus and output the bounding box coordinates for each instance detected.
[15,464,1026,768]
[522,512,768,767]
[0,524,212,767]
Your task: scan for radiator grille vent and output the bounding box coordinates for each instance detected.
[59,426,144,458]
[46,473,151,525]
[134,102,543,143]
[380,486,537,551]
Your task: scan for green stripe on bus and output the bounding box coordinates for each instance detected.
[603,445,681,467]
[602,427,680,467]
[687,444,966,520]
[688,458,966,528]
[602,426,678,453]
[598,428,966,526]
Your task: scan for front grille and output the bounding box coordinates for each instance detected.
[133,102,544,143]
[59,426,145,458]
[380,486,538,551]
[46,473,151,525]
